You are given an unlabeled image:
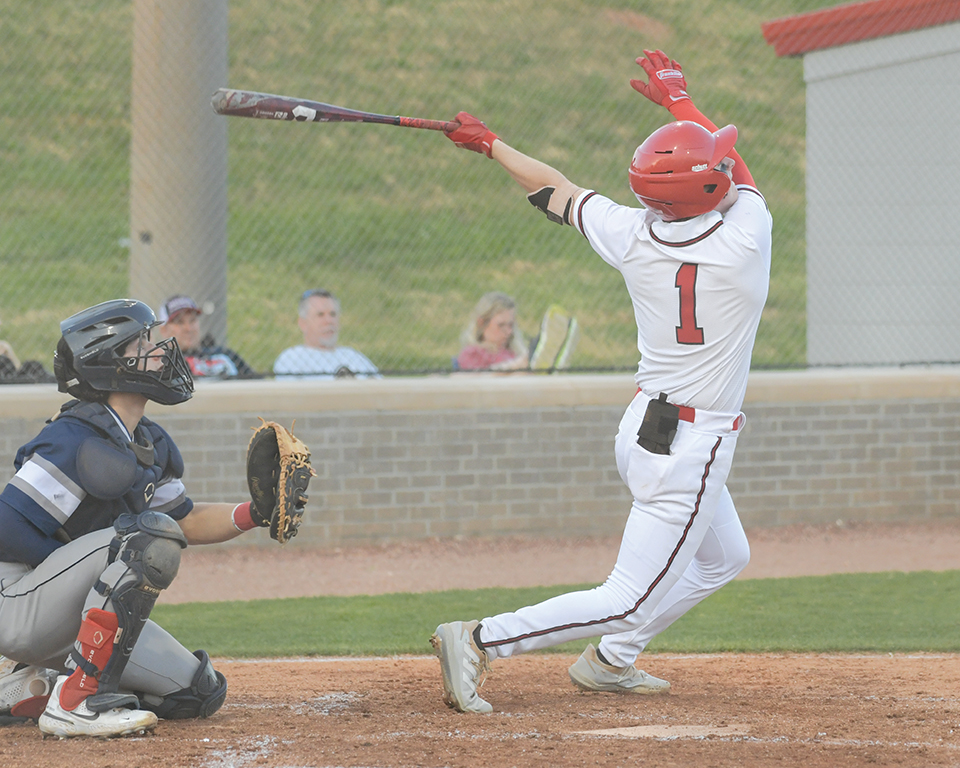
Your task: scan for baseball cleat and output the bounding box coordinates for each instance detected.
[568,644,671,694]
[430,620,492,714]
[38,675,158,738]
[0,657,58,717]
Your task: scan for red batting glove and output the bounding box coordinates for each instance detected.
[630,49,691,108]
[445,112,498,158]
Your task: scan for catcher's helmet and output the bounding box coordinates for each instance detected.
[629,121,738,221]
[54,299,194,406]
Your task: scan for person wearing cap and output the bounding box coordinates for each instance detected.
[273,289,380,379]
[157,295,256,379]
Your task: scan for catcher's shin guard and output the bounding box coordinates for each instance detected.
[84,511,187,713]
[59,609,119,711]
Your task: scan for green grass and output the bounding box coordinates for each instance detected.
[0,0,837,373]
[151,570,960,658]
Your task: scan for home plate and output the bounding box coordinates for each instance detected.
[577,724,750,739]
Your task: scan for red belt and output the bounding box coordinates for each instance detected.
[637,388,695,423]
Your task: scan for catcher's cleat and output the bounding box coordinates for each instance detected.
[0,657,58,717]
[430,621,492,714]
[568,644,671,694]
[38,675,158,739]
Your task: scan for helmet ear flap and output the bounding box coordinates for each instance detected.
[701,171,732,200]
[54,336,108,403]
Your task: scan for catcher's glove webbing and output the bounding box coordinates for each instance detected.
[246,419,315,544]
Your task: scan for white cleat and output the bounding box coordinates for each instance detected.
[38,675,158,738]
[569,644,671,695]
[430,620,493,714]
[0,658,58,717]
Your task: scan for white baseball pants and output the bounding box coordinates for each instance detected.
[478,390,749,664]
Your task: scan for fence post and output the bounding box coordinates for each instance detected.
[129,0,229,344]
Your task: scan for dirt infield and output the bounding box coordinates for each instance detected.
[6,520,960,767]
[6,654,960,767]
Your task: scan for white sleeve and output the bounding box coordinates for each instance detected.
[570,191,645,271]
[722,186,773,257]
[148,477,188,515]
[273,348,297,374]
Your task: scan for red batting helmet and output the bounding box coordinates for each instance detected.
[629,121,738,221]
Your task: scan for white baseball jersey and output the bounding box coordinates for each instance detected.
[572,186,772,413]
[272,345,380,379]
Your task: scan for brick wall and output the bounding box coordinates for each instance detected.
[1,367,957,548]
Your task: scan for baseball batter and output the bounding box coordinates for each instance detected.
[0,299,298,737]
[432,49,772,713]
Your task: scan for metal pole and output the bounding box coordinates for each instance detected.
[130,0,229,344]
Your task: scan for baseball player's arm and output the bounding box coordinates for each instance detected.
[445,113,585,224]
[631,49,756,188]
[491,140,584,200]
[177,502,245,545]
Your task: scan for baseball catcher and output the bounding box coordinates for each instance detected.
[0,299,315,738]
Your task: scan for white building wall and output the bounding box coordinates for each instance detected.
[805,22,960,365]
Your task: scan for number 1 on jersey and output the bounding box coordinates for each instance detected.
[675,263,704,345]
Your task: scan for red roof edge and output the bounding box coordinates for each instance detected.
[762,0,960,56]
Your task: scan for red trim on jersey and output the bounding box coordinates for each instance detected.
[650,219,724,248]
[738,186,764,201]
[482,435,724,650]
[573,191,598,236]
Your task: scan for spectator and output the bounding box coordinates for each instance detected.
[456,294,580,372]
[273,289,379,379]
[157,295,256,379]
[456,292,529,371]
[0,317,55,384]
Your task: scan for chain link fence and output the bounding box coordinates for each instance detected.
[2,0,950,382]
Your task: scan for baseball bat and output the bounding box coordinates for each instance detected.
[210,88,459,132]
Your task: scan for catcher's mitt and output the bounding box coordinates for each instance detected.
[246,419,315,544]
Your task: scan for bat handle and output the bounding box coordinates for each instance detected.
[396,116,461,132]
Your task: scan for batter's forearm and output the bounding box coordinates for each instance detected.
[667,99,719,132]
[491,140,581,198]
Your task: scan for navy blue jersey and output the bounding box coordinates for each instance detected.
[0,401,193,566]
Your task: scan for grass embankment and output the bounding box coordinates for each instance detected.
[153,570,960,657]
[3,0,835,371]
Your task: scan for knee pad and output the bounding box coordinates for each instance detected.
[132,534,184,591]
[113,510,187,590]
[141,650,227,720]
